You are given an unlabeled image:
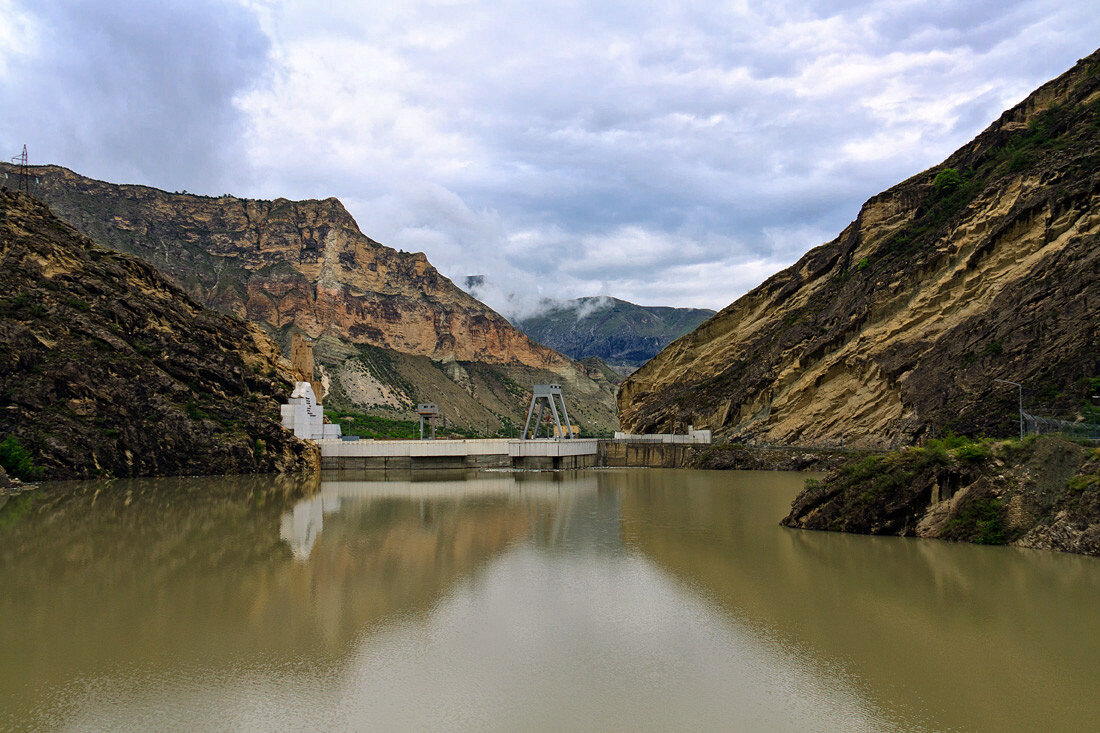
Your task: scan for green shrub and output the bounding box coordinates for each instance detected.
[933,168,963,193]
[856,257,869,271]
[1007,149,1032,171]
[947,496,1006,544]
[0,434,40,481]
[926,432,971,450]
[955,442,990,462]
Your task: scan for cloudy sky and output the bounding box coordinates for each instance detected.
[1,1,1097,314]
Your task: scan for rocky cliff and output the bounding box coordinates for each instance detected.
[5,166,619,432]
[620,50,1100,446]
[6,165,568,369]
[514,297,714,371]
[782,436,1100,556]
[0,190,318,479]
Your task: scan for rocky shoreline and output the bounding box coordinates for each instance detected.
[692,443,874,472]
[781,435,1100,557]
[0,466,20,492]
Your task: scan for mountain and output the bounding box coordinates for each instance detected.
[619,49,1100,446]
[4,166,619,434]
[513,297,715,371]
[0,190,318,479]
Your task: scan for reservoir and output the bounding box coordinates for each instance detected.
[1,469,1097,731]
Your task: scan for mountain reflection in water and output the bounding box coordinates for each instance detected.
[0,469,1097,731]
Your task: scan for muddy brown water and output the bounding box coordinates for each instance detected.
[1,469,1097,731]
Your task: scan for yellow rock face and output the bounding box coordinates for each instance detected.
[619,49,1100,447]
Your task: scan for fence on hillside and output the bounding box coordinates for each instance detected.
[1023,411,1100,440]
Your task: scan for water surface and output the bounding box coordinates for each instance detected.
[1,469,1097,731]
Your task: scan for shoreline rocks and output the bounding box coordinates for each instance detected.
[781,436,1100,557]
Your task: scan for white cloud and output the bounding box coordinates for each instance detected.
[3,0,1098,312]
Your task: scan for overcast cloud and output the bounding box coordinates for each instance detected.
[1,0,1096,313]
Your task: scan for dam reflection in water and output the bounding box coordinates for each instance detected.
[0,469,1097,731]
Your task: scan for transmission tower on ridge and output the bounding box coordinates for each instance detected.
[10,145,30,193]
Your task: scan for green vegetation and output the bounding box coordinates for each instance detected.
[335,411,420,439]
[856,257,870,271]
[185,401,209,421]
[883,167,982,256]
[933,167,963,193]
[946,496,1007,545]
[64,297,91,312]
[0,434,40,481]
[993,104,1075,173]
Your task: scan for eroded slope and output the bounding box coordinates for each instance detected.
[0,191,318,479]
[620,50,1100,446]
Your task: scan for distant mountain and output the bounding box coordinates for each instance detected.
[514,297,715,370]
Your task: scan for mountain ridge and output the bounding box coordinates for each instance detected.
[619,48,1100,446]
[3,164,620,433]
[513,296,714,370]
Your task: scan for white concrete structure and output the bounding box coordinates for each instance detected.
[613,426,711,444]
[320,438,514,459]
[281,381,342,441]
[316,438,600,459]
[507,438,600,457]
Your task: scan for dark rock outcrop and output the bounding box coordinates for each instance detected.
[0,466,17,491]
[692,444,871,472]
[781,436,1100,556]
[0,190,319,479]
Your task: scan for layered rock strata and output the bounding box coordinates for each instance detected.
[3,165,619,431]
[619,49,1100,446]
[6,165,569,369]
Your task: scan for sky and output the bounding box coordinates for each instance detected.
[1,1,1097,315]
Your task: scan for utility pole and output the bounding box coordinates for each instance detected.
[994,379,1024,441]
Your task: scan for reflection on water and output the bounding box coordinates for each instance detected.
[1,469,1097,731]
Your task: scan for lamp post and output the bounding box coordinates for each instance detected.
[994,379,1023,441]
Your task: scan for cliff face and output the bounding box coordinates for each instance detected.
[5,166,619,432]
[514,297,715,370]
[0,190,319,479]
[620,50,1100,446]
[9,165,567,369]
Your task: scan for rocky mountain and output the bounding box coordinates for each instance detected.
[4,166,619,433]
[513,297,714,372]
[620,49,1100,447]
[0,190,318,479]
